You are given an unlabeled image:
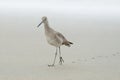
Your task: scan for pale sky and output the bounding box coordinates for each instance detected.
[0,0,120,18]
[0,0,120,11]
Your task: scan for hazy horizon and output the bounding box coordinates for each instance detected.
[1,0,120,58]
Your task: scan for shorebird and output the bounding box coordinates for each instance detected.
[37,16,73,67]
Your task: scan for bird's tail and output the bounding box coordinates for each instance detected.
[62,41,73,47]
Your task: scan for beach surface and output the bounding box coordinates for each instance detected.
[0,1,120,80]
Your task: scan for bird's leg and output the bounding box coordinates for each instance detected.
[59,47,64,65]
[59,57,64,65]
[48,47,57,67]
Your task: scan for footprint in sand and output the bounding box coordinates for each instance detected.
[72,61,76,63]
[116,52,120,55]
[112,54,116,56]
[76,58,87,63]
[91,57,95,59]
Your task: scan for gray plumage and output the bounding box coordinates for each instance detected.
[37,16,73,67]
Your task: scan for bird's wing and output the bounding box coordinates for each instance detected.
[55,32,73,47]
[55,32,66,40]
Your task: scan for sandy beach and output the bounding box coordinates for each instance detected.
[0,0,120,80]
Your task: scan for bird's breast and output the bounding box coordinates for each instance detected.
[45,33,63,47]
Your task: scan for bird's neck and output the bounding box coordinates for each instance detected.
[43,20,51,31]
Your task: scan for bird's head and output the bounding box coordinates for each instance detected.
[42,16,47,21]
[37,16,47,27]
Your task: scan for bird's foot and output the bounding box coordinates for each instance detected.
[48,64,55,67]
[59,57,64,65]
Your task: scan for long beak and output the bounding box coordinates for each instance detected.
[37,20,43,27]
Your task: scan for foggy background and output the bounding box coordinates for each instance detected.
[0,0,120,79]
[1,0,120,55]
